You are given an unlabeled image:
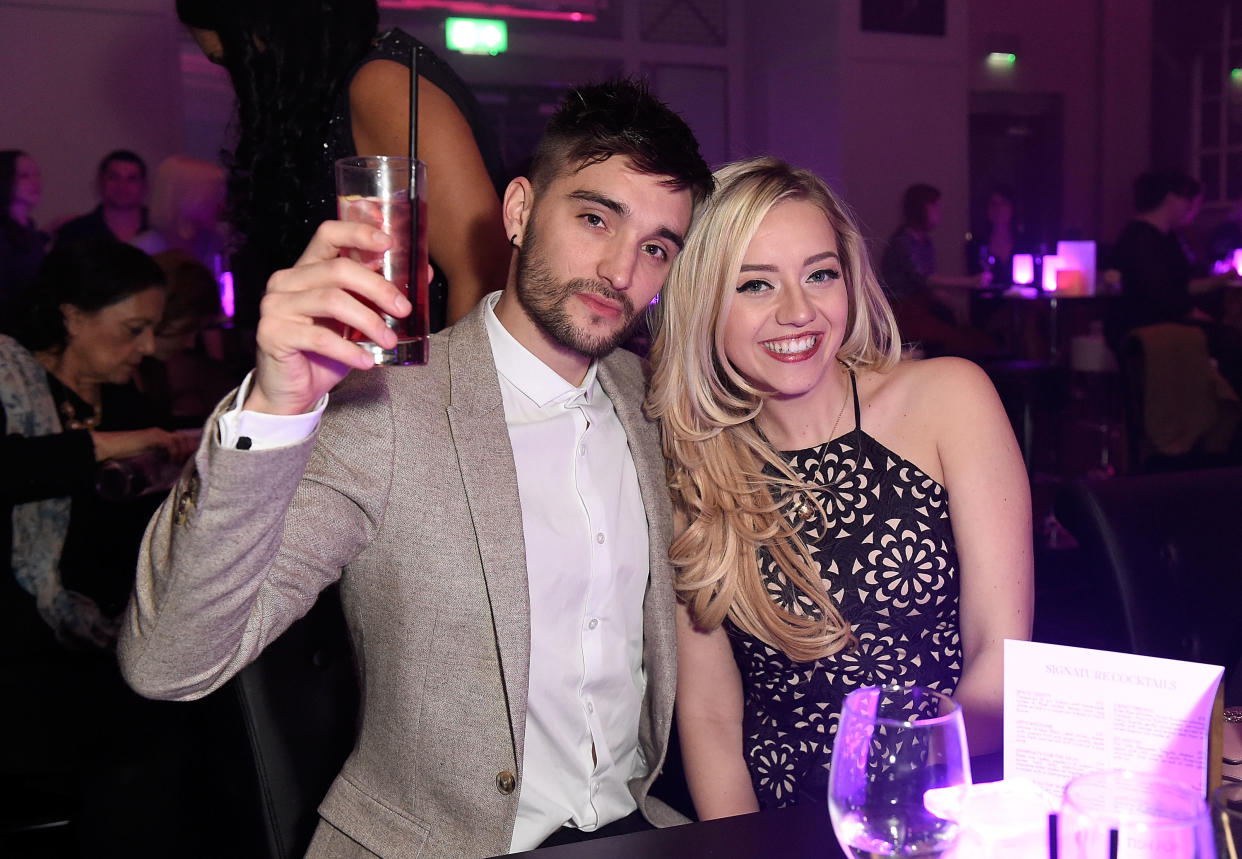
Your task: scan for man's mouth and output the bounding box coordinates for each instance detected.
[577,289,627,319]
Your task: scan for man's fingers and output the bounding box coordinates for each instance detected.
[261,286,399,351]
[266,257,411,320]
[294,220,393,267]
[277,323,381,372]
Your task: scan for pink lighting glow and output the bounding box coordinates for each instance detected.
[1232,248,1242,276]
[1041,254,1065,292]
[219,271,235,319]
[1012,253,1034,285]
[377,1,596,22]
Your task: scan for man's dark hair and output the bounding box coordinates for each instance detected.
[528,78,713,206]
[1133,170,1201,214]
[900,183,941,231]
[98,149,148,180]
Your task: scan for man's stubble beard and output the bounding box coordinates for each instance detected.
[514,210,644,360]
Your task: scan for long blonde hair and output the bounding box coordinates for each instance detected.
[647,157,901,662]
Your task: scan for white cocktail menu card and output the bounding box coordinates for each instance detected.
[1003,639,1223,797]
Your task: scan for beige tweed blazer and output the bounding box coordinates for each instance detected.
[119,300,683,857]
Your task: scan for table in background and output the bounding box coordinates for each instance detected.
[972,289,1119,365]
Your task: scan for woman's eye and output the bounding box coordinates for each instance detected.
[736,279,771,293]
[808,268,841,283]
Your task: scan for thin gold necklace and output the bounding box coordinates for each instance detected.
[793,362,851,522]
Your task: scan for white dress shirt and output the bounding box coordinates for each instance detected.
[482,292,649,851]
[217,293,651,851]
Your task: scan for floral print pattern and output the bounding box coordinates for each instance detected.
[728,421,962,810]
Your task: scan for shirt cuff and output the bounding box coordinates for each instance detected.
[216,371,328,451]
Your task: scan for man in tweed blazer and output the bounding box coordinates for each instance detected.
[118,80,712,857]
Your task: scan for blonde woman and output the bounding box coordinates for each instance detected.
[647,158,1032,817]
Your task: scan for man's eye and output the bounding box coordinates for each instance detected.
[642,243,668,261]
[583,213,605,228]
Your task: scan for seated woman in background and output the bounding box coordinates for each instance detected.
[881,183,996,357]
[647,158,1032,816]
[965,184,1033,288]
[1,240,195,651]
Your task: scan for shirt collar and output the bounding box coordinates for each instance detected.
[483,291,599,409]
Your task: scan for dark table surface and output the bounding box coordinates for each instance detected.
[511,803,843,859]
[509,753,1003,858]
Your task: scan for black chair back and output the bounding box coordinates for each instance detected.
[231,585,360,859]
[1054,469,1242,698]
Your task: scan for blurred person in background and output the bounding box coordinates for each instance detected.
[1,240,195,652]
[1109,170,1242,398]
[132,154,229,273]
[1,243,233,857]
[965,184,1033,288]
[137,249,239,427]
[0,149,48,318]
[175,0,511,334]
[881,183,995,357]
[54,149,150,246]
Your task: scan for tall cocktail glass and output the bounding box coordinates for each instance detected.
[334,155,428,365]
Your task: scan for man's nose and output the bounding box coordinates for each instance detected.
[598,242,638,291]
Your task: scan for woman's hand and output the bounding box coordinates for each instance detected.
[91,427,196,463]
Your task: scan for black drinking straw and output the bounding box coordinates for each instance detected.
[1108,826,1120,859]
[1047,812,1058,859]
[408,43,419,311]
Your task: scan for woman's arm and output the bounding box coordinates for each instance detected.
[676,602,761,819]
[932,359,1034,754]
[349,59,512,323]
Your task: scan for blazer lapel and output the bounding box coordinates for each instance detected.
[444,305,532,766]
[597,357,677,764]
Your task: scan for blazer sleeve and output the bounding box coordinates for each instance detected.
[118,377,396,700]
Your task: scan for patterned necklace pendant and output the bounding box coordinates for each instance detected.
[794,497,817,522]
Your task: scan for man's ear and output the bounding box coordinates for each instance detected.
[502,177,533,248]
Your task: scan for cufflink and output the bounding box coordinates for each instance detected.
[236,436,252,450]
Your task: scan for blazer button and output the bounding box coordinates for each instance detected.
[496,770,516,795]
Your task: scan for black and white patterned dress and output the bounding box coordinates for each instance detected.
[725,369,962,809]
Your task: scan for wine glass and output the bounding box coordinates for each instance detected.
[828,684,972,857]
[1213,782,1242,859]
[1059,770,1213,858]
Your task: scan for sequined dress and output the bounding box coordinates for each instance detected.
[317,29,507,332]
[725,369,962,809]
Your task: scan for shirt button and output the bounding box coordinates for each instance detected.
[591,781,600,795]
[579,444,586,456]
[588,618,599,630]
[496,770,517,795]
[586,699,595,713]
[595,532,605,544]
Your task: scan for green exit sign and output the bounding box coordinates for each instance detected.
[446,18,508,55]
